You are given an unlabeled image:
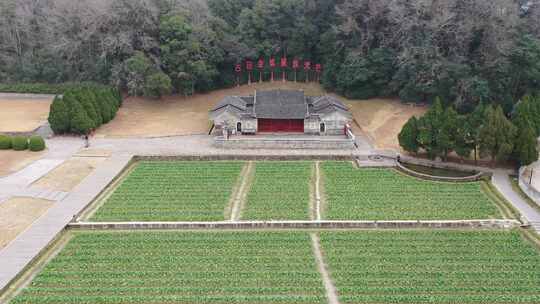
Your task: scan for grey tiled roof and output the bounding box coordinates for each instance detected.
[254,90,307,119]
[210,90,350,120]
[211,96,248,112]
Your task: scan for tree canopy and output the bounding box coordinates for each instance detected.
[0,0,539,108]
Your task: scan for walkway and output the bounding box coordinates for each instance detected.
[0,153,132,293]
[492,171,540,232]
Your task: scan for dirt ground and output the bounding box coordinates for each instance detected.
[0,150,46,177]
[0,97,52,133]
[344,98,427,150]
[0,197,54,249]
[32,156,106,192]
[94,82,424,150]
[95,82,326,138]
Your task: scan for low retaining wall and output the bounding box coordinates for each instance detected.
[396,161,486,182]
[134,155,355,161]
[214,137,355,150]
[69,219,521,230]
[518,167,540,206]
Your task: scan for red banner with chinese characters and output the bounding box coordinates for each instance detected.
[246,60,253,71]
[304,60,311,71]
[292,58,300,70]
[280,57,288,68]
[269,57,276,68]
[257,58,264,70]
[315,63,322,72]
[234,64,242,73]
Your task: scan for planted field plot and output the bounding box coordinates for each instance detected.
[242,162,313,220]
[319,230,540,304]
[91,161,243,221]
[321,162,501,220]
[11,232,326,304]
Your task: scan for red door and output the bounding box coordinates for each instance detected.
[258,119,304,133]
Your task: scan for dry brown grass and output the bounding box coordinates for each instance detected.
[344,98,427,150]
[0,98,52,133]
[32,156,106,192]
[0,197,54,249]
[95,82,326,138]
[0,150,46,177]
[94,82,424,150]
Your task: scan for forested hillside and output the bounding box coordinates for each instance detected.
[1,0,539,112]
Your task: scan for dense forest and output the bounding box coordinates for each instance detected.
[1,0,539,112]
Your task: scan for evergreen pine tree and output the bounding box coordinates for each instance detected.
[70,100,93,134]
[48,96,71,134]
[398,116,419,154]
[516,124,539,166]
[479,105,517,165]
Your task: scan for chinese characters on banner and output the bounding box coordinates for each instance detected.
[280,57,288,82]
[304,60,311,82]
[257,58,264,83]
[269,57,276,82]
[292,59,300,82]
[246,60,253,85]
[234,64,242,86]
[237,57,321,85]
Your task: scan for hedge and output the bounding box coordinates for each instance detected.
[0,82,101,95]
[11,136,28,151]
[0,134,12,149]
[29,135,46,151]
[48,85,122,135]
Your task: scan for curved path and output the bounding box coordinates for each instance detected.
[492,171,540,232]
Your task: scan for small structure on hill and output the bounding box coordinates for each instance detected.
[209,90,352,135]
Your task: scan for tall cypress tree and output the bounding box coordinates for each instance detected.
[479,105,517,165]
[398,116,419,155]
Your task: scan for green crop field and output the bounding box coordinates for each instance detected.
[91,161,243,221]
[319,230,540,304]
[242,162,313,220]
[321,162,502,220]
[11,232,326,304]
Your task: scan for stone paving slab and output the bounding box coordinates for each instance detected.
[0,153,132,293]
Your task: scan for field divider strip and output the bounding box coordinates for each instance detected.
[68,219,521,230]
[310,233,340,304]
[229,161,253,221]
[315,161,322,221]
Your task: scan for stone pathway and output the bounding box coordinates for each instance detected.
[492,171,540,233]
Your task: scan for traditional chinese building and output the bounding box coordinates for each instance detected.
[209,90,352,135]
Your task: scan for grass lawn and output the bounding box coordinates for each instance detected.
[241,162,313,220]
[320,230,540,304]
[90,161,243,221]
[321,162,502,220]
[11,231,325,304]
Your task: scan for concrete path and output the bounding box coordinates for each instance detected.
[89,135,374,157]
[492,171,540,232]
[0,154,132,293]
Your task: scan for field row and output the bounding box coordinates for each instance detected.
[89,161,504,222]
[10,230,540,303]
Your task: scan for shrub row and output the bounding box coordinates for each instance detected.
[0,82,102,95]
[0,134,46,151]
[48,85,122,135]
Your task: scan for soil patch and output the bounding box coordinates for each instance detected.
[0,197,54,249]
[0,150,46,177]
[0,98,52,133]
[32,157,106,192]
[95,82,326,138]
[344,98,427,150]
